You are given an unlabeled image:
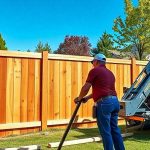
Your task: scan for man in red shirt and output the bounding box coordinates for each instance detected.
[74,53,125,150]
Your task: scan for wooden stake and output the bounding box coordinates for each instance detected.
[0,145,41,150]
[48,132,133,148]
[20,145,41,149]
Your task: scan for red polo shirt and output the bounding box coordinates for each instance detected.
[86,64,117,102]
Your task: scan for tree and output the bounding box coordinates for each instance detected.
[90,48,99,56]
[54,35,91,56]
[0,34,7,50]
[113,0,150,60]
[27,49,31,52]
[35,41,51,53]
[90,32,114,57]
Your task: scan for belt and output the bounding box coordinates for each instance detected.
[96,95,117,103]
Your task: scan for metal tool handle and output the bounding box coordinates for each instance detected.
[57,100,83,150]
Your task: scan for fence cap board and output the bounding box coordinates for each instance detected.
[48,54,132,64]
[0,50,148,65]
[0,50,136,65]
[107,58,131,64]
[0,50,42,58]
[48,54,93,61]
[136,60,148,66]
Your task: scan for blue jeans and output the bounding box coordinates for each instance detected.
[96,96,125,150]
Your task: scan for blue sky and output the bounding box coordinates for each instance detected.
[0,0,138,51]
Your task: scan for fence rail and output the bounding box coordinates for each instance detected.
[0,50,148,137]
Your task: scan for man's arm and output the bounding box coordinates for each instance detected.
[84,94,93,100]
[78,82,92,100]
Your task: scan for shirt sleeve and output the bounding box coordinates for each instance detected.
[86,68,97,85]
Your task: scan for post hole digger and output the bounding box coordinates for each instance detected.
[119,60,150,130]
[56,98,84,150]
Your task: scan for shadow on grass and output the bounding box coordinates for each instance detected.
[124,129,150,143]
[68,125,126,139]
[68,125,150,141]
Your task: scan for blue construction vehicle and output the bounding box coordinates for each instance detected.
[119,60,150,129]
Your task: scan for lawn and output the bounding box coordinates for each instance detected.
[0,126,150,150]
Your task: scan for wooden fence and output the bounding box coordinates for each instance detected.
[0,50,148,137]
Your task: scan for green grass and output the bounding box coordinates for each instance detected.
[0,126,150,150]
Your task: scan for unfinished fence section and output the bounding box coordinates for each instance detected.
[0,50,148,137]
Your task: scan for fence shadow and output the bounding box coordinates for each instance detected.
[70,125,150,142]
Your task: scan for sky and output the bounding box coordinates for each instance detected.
[0,0,138,52]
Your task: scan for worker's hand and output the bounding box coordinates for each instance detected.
[82,97,89,103]
[74,97,88,104]
[74,97,81,104]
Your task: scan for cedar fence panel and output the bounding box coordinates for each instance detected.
[0,50,148,137]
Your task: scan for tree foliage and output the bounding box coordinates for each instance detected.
[0,34,7,50]
[35,41,51,53]
[113,0,150,60]
[54,35,91,56]
[90,32,114,57]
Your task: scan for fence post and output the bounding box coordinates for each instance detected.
[131,57,137,84]
[41,51,48,130]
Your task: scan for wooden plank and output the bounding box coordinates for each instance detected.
[136,60,148,65]
[48,133,133,148]
[106,63,111,70]
[53,60,60,120]
[115,64,120,99]
[110,63,117,76]
[127,65,132,87]
[48,54,131,64]
[59,61,66,119]
[20,58,28,134]
[82,62,89,119]
[0,121,41,130]
[1,145,41,150]
[81,62,89,128]
[48,54,93,61]
[41,51,48,130]
[131,58,137,83]
[20,145,41,149]
[71,62,79,126]
[77,62,83,118]
[120,64,124,99]
[123,65,129,88]
[110,63,118,99]
[0,57,7,137]
[48,137,103,148]
[35,59,40,121]
[13,58,21,135]
[34,59,41,132]
[6,58,14,136]
[65,61,72,119]
[107,58,131,64]
[0,50,131,64]
[0,118,124,130]
[87,63,93,118]
[139,65,144,73]
[48,60,54,120]
[0,50,42,58]
[116,64,123,100]
[27,59,35,133]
